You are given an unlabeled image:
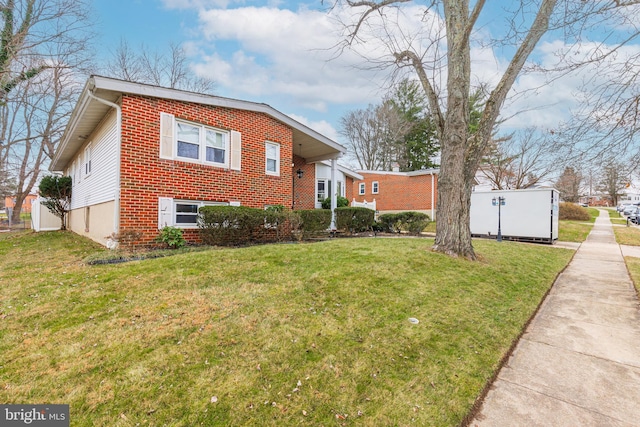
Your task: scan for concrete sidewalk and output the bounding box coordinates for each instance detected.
[471,210,640,426]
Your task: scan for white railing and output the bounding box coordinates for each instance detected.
[351,198,376,211]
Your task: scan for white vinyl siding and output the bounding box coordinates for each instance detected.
[69,111,119,210]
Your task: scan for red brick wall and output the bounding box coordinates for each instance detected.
[119,95,295,245]
[292,155,316,210]
[352,172,438,213]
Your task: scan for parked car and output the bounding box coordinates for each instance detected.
[623,205,637,216]
[628,207,640,224]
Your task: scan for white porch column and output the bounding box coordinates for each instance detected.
[330,158,337,230]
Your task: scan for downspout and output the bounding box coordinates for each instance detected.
[431,172,435,220]
[87,91,122,236]
[330,159,337,230]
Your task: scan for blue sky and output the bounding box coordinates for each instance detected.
[91,0,640,159]
[92,0,377,144]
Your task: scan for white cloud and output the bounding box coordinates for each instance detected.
[288,114,340,142]
[192,6,384,105]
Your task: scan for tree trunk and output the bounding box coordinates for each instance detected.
[433,147,476,259]
[432,0,476,259]
[10,193,24,224]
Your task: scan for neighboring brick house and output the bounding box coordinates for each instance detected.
[4,194,38,213]
[49,75,353,247]
[352,169,439,219]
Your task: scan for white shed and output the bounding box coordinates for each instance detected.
[470,188,560,244]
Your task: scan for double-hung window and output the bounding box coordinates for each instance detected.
[84,143,92,177]
[171,200,229,228]
[174,202,200,226]
[372,181,379,194]
[176,120,229,168]
[265,142,280,175]
[359,183,365,195]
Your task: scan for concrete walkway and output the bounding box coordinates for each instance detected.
[471,210,640,426]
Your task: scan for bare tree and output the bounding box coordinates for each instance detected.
[334,0,640,258]
[555,166,583,203]
[3,65,79,223]
[0,0,93,223]
[481,129,558,190]
[340,100,411,170]
[104,40,216,94]
[598,161,631,207]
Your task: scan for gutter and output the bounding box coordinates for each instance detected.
[86,91,122,235]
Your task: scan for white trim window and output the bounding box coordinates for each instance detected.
[84,143,92,177]
[159,198,229,229]
[372,181,379,194]
[160,113,241,171]
[176,121,229,168]
[265,141,280,176]
[359,182,365,195]
[317,180,328,203]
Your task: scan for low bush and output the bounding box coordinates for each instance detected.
[335,207,375,233]
[199,206,290,246]
[156,226,186,249]
[321,196,349,210]
[377,211,431,235]
[559,202,590,221]
[296,209,332,238]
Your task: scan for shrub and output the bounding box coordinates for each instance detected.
[377,213,401,233]
[199,206,276,246]
[157,226,185,249]
[321,196,349,210]
[395,211,431,235]
[335,207,375,233]
[559,202,590,221]
[376,212,431,235]
[296,209,332,238]
[38,175,72,230]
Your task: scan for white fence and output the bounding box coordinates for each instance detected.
[351,198,376,211]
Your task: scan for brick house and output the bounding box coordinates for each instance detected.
[49,76,357,247]
[4,194,38,213]
[352,169,439,219]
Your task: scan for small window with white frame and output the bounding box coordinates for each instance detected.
[372,181,379,194]
[84,143,92,177]
[359,182,365,195]
[173,200,228,228]
[265,141,280,175]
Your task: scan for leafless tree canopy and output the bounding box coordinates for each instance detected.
[0,0,94,223]
[340,100,412,170]
[597,161,632,207]
[481,128,558,190]
[104,40,216,94]
[333,0,640,258]
[555,166,583,203]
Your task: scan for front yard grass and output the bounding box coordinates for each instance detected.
[558,207,599,243]
[1,231,573,426]
[614,224,640,246]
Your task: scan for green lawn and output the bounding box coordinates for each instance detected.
[0,231,573,426]
[557,207,600,243]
